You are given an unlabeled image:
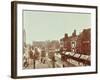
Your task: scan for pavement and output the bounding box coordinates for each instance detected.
[24,51,78,69]
[35,60,52,69]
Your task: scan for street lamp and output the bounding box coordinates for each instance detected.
[52,54,55,68]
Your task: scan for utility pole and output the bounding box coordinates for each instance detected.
[33,58,35,69]
[52,55,55,68]
[51,50,56,68]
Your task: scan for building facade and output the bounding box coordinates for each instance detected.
[60,28,91,66]
[60,28,91,55]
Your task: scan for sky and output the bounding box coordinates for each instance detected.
[23,10,91,44]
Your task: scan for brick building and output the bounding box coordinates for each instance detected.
[76,28,91,55]
[60,28,91,54]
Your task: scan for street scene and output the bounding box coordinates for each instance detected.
[23,29,91,69]
[23,40,62,69]
[23,10,91,69]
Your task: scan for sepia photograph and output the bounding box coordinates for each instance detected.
[23,10,91,69]
[11,1,97,78]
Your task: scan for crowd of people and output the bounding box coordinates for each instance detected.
[23,45,47,69]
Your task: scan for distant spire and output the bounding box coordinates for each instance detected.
[72,29,76,37]
[23,29,26,43]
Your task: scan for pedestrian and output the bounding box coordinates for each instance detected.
[28,46,35,68]
[41,48,46,64]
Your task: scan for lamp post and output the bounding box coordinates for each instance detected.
[52,54,55,68]
[33,58,35,69]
